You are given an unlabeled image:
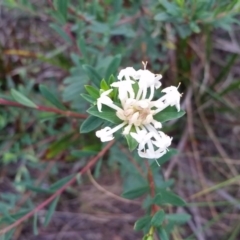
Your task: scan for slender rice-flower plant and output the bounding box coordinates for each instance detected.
[81,63,187,239]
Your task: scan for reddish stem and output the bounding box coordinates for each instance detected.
[0,98,87,119]
[0,140,115,235]
[147,167,160,215]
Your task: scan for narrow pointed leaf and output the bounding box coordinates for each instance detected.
[85,85,99,98]
[134,216,152,231]
[151,210,165,227]
[100,79,109,90]
[153,190,186,206]
[77,37,87,60]
[39,85,66,110]
[33,213,38,235]
[122,185,149,199]
[125,134,138,151]
[81,93,96,104]
[158,227,169,240]
[82,65,102,85]
[53,0,69,21]
[105,54,122,79]
[11,89,37,108]
[80,115,104,133]
[165,213,191,224]
[44,196,60,227]
[154,106,185,123]
[87,105,121,124]
[50,174,75,191]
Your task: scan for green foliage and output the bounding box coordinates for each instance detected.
[125,133,139,152]
[165,213,191,224]
[39,85,66,110]
[53,0,69,23]
[154,107,185,123]
[80,115,104,133]
[158,227,169,240]
[44,196,60,227]
[11,89,37,108]
[122,185,150,199]
[134,216,152,231]
[154,0,240,38]
[153,190,186,206]
[87,105,122,124]
[84,85,100,99]
[151,209,165,227]
[83,65,103,85]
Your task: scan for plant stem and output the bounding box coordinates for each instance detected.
[0,98,87,119]
[147,167,160,215]
[0,140,115,235]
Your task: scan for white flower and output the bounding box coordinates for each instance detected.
[160,86,181,112]
[96,123,126,142]
[97,89,122,112]
[135,70,162,101]
[94,64,182,160]
[96,127,114,142]
[117,67,138,81]
[111,80,135,101]
[131,126,172,159]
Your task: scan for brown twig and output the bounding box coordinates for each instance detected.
[147,165,159,215]
[0,140,115,235]
[87,169,140,206]
[0,98,87,119]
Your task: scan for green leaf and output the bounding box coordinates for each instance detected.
[0,210,30,224]
[125,134,138,151]
[81,93,96,104]
[44,196,60,227]
[165,213,191,224]
[100,79,109,91]
[39,85,66,110]
[53,0,68,22]
[50,23,72,43]
[46,133,75,159]
[87,105,121,124]
[214,54,238,87]
[158,227,169,240]
[105,54,122,79]
[190,22,201,33]
[122,185,149,199]
[154,12,170,21]
[84,85,99,99]
[80,115,104,133]
[151,210,165,227]
[3,229,15,240]
[82,64,102,85]
[108,74,116,85]
[154,106,185,123]
[153,190,186,206]
[71,150,96,157]
[77,37,87,60]
[50,174,75,191]
[220,80,240,96]
[11,89,37,108]
[33,213,38,235]
[134,216,152,231]
[24,184,53,194]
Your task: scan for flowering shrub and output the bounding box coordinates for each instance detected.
[80,63,187,238]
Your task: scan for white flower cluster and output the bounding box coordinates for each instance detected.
[96,63,182,160]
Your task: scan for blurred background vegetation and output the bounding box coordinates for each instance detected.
[0,0,240,239]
